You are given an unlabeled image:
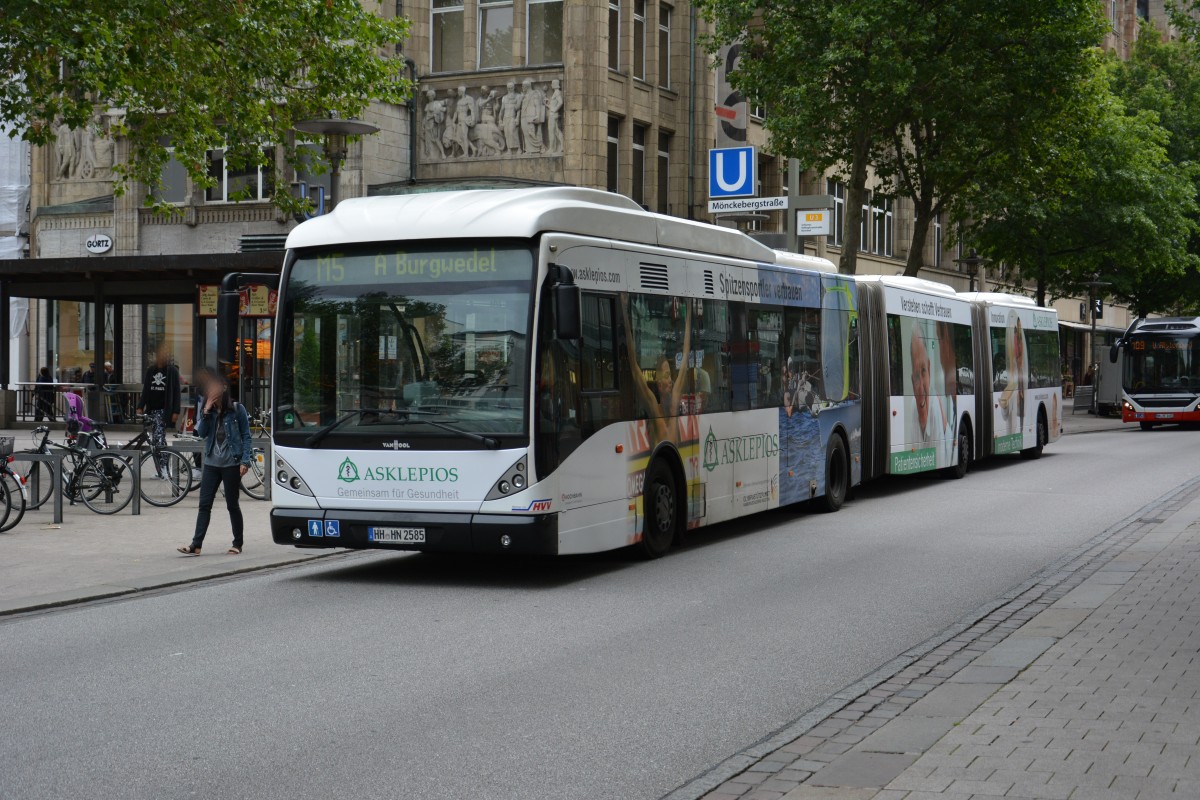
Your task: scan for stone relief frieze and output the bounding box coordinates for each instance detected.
[53,122,115,182]
[421,76,564,163]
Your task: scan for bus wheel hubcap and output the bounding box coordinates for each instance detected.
[655,485,673,532]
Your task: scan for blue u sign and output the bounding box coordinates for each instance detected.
[708,146,756,198]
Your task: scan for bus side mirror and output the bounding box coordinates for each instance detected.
[217,289,241,365]
[554,284,581,340]
[1108,343,1120,364]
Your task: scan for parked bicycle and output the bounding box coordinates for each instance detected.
[20,425,133,514]
[0,436,23,531]
[111,417,193,507]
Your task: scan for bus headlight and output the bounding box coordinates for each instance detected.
[485,455,529,501]
[275,456,314,497]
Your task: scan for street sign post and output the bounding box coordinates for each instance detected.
[797,209,831,236]
[708,146,756,199]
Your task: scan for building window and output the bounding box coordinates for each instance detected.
[607,117,620,193]
[859,195,870,253]
[1137,0,1149,20]
[871,197,893,257]
[153,149,188,204]
[657,131,670,214]
[478,0,514,69]
[883,198,893,258]
[934,213,943,269]
[205,147,274,203]
[632,124,647,206]
[432,0,464,73]
[527,0,563,65]
[658,4,672,88]
[608,0,620,71]
[633,0,647,80]
[827,180,845,247]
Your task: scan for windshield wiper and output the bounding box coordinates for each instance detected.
[304,408,403,448]
[395,409,501,449]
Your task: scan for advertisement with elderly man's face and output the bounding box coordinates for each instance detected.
[884,289,975,475]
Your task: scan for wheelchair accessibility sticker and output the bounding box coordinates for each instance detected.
[307,519,323,537]
[325,520,341,538]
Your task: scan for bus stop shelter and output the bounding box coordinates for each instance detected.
[0,251,282,423]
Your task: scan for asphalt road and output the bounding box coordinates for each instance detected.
[3,425,1198,800]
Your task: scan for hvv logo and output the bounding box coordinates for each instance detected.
[708,146,756,198]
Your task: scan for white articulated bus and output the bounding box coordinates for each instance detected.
[219,188,1062,558]
[242,187,861,557]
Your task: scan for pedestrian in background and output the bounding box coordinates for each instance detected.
[178,373,251,556]
[136,344,181,452]
[33,366,56,422]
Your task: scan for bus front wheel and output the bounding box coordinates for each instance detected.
[821,435,848,513]
[639,459,680,558]
[1139,421,1155,431]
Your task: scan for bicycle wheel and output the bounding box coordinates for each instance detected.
[78,454,133,515]
[139,449,191,507]
[0,470,27,531]
[18,460,53,510]
[239,448,267,501]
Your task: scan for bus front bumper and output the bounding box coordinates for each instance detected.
[270,508,558,555]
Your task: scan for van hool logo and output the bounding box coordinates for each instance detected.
[336,456,459,483]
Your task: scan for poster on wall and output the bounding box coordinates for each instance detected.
[239,285,277,318]
[198,285,219,318]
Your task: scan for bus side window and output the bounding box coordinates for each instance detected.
[991,327,1007,391]
[886,314,904,397]
[954,324,974,395]
[694,298,730,413]
[579,293,623,437]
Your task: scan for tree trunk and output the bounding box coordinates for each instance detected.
[1036,268,1047,308]
[840,139,871,275]
[904,195,935,277]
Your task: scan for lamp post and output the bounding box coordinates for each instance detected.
[955,249,988,292]
[1083,272,1111,415]
[293,112,380,213]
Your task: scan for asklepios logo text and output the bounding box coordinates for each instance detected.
[336,457,458,483]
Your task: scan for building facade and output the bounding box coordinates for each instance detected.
[6,0,1180,410]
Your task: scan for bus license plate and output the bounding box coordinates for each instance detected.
[369,527,426,543]
[1156,413,1175,419]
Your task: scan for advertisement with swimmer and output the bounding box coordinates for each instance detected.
[987,305,1062,454]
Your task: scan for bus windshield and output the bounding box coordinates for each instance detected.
[276,242,535,446]
[1124,335,1200,394]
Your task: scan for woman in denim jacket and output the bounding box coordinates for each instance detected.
[178,373,252,555]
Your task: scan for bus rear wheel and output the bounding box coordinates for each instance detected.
[947,423,971,480]
[821,435,848,513]
[639,459,680,558]
[1022,410,1047,460]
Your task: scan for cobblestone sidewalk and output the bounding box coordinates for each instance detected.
[666,477,1200,800]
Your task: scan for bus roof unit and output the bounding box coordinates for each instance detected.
[286,187,778,264]
[958,292,1038,308]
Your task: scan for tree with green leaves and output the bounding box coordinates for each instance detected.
[696,0,1104,276]
[964,65,1199,316]
[0,0,410,214]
